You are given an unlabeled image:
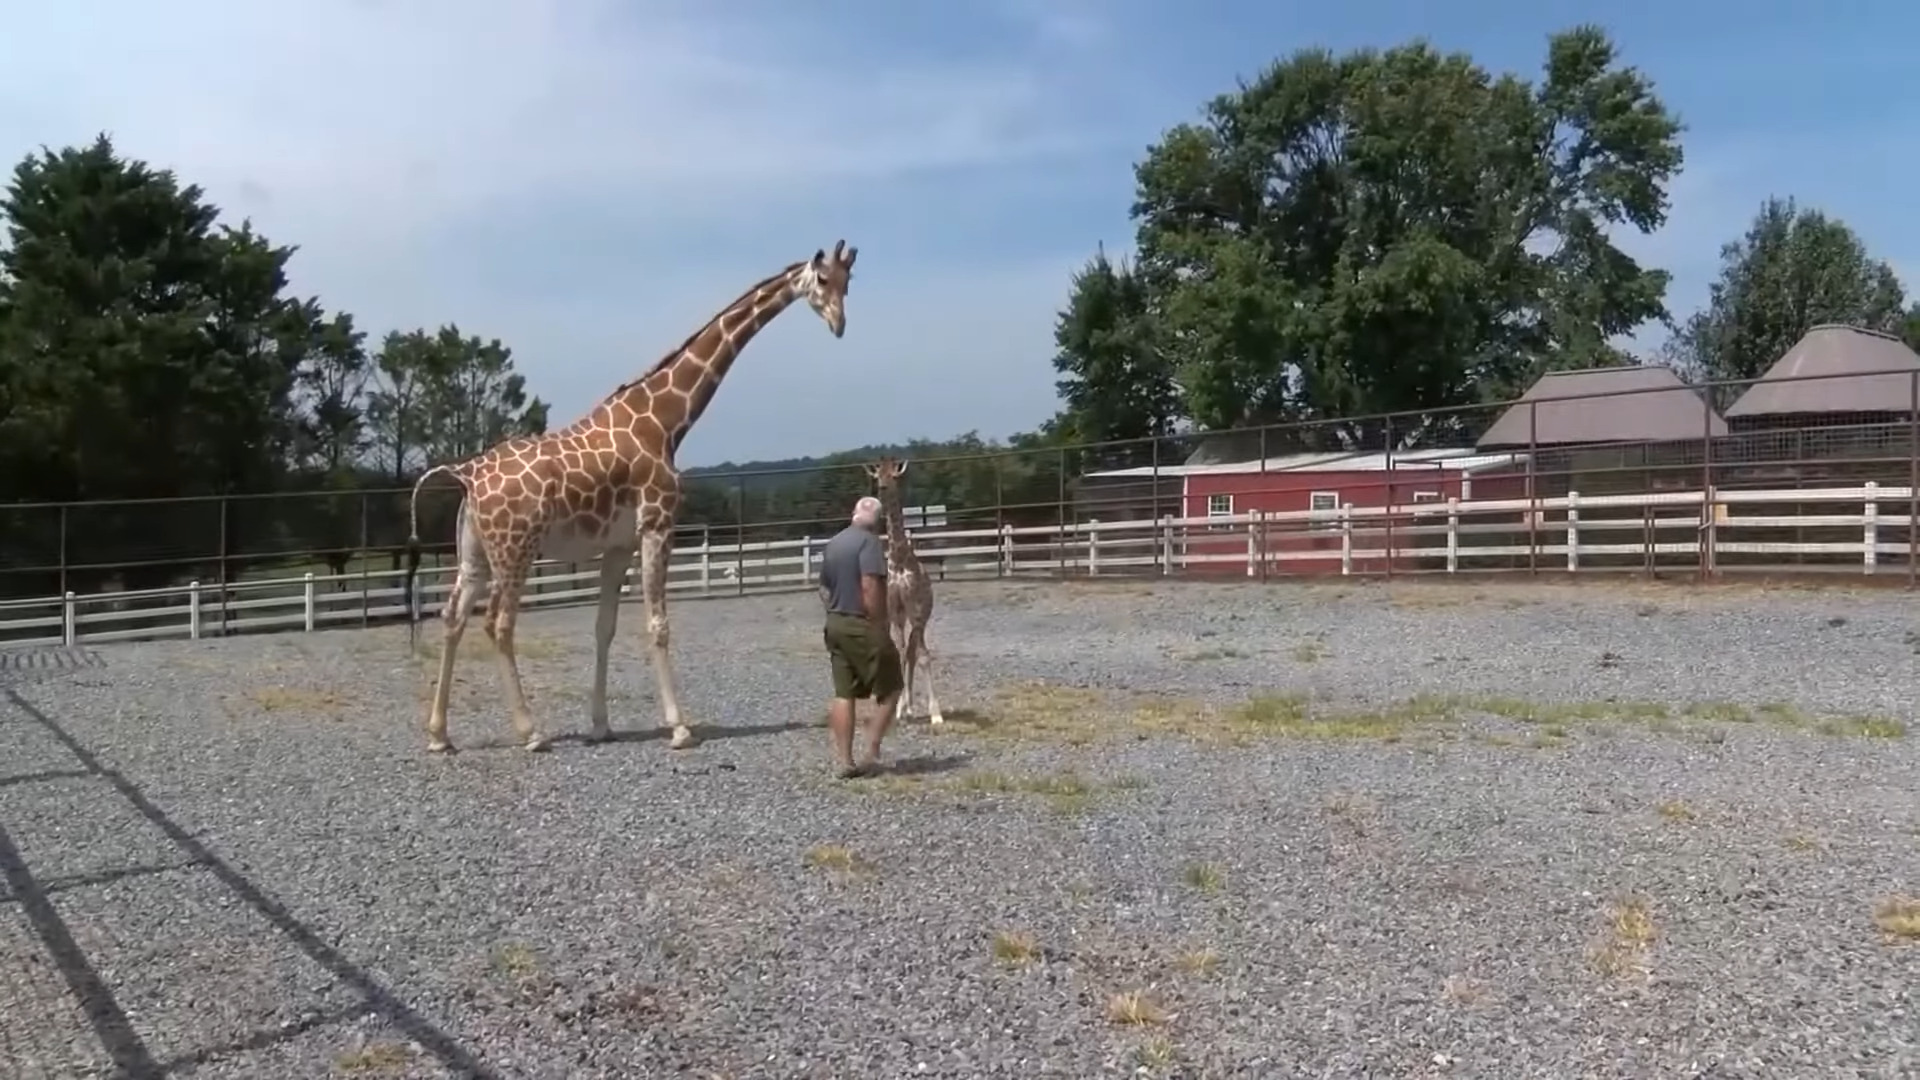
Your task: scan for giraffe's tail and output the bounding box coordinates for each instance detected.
[403,462,470,647]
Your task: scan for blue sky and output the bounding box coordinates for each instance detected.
[2,1,1916,465]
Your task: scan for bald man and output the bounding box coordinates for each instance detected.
[816,495,904,777]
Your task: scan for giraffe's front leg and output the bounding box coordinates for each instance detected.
[638,526,695,750]
[893,624,915,723]
[586,547,633,743]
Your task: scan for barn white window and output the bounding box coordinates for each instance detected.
[1206,492,1235,531]
[1308,490,1340,531]
[1412,490,1442,503]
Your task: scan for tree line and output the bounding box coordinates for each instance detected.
[1044,25,1920,449]
[7,25,1920,599]
[0,135,550,596]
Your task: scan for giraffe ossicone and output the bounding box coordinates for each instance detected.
[402,240,859,753]
[864,455,944,726]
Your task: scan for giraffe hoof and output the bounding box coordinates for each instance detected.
[668,726,697,750]
[426,740,455,754]
[523,733,552,753]
[929,713,945,726]
[585,725,613,744]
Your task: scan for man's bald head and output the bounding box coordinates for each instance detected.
[851,495,883,530]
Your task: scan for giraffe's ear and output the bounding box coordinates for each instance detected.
[863,463,880,478]
[895,458,909,476]
[812,248,826,269]
[842,244,858,268]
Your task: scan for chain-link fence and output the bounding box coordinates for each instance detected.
[7,362,1920,621]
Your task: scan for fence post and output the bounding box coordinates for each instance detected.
[1339,504,1353,576]
[1446,498,1459,573]
[62,591,76,646]
[304,572,317,632]
[1087,520,1100,577]
[1864,481,1880,575]
[1245,509,1263,578]
[1159,515,1175,575]
[699,540,712,596]
[1565,491,1580,573]
[189,581,202,641]
[801,536,814,586]
[1000,524,1015,576]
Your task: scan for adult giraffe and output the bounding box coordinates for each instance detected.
[864,456,944,726]
[403,241,858,754]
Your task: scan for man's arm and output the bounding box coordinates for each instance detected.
[858,535,888,624]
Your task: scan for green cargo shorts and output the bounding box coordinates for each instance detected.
[823,612,904,701]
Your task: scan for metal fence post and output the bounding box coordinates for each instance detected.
[1383,414,1395,579]
[58,504,69,598]
[1908,371,1917,588]
[1526,402,1538,575]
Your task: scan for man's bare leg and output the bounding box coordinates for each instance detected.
[861,687,901,770]
[828,695,859,776]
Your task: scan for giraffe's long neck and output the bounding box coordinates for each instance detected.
[621,263,808,455]
[879,481,914,565]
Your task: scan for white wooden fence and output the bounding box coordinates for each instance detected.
[1,482,1913,648]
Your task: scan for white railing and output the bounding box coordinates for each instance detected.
[1,482,1915,648]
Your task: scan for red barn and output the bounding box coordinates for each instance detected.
[1082,448,1531,576]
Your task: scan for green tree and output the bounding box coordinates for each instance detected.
[0,134,339,591]
[1663,197,1908,383]
[1055,26,1683,446]
[1050,246,1177,443]
[365,324,549,478]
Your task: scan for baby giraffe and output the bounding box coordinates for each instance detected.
[864,456,945,725]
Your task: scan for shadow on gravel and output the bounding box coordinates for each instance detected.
[0,688,499,1080]
[879,752,976,778]
[544,717,822,749]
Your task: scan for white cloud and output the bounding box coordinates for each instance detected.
[0,0,1130,462]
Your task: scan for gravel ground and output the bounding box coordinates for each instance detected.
[3,574,1918,1079]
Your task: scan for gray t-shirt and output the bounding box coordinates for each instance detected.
[818,524,887,616]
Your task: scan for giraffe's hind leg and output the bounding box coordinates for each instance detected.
[586,546,634,742]
[910,622,944,725]
[426,505,490,753]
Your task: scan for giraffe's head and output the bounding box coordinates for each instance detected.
[863,455,908,492]
[801,239,857,338]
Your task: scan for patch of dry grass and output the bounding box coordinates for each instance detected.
[1134,1036,1178,1072]
[803,844,873,874]
[1872,896,1920,942]
[1105,989,1172,1027]
[1181,861,1225,894]
[1173,644,1247,662]
[1288,636,1329,663]
[1588,895,1657,978]
[413,631,566,664]
[247,685,347,713]
[1173,947,1220,977]
[943,682,1907,751]
[1655,799,1697,823]
[953,769,1140,814]
[989,929,1041,966]
[333,1041,414,1074]
[1783,833,1820,853]
[1441,974,1488,1005]
[492,941,542,979]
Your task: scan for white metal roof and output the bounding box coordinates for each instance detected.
[1082,447,1527,479]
